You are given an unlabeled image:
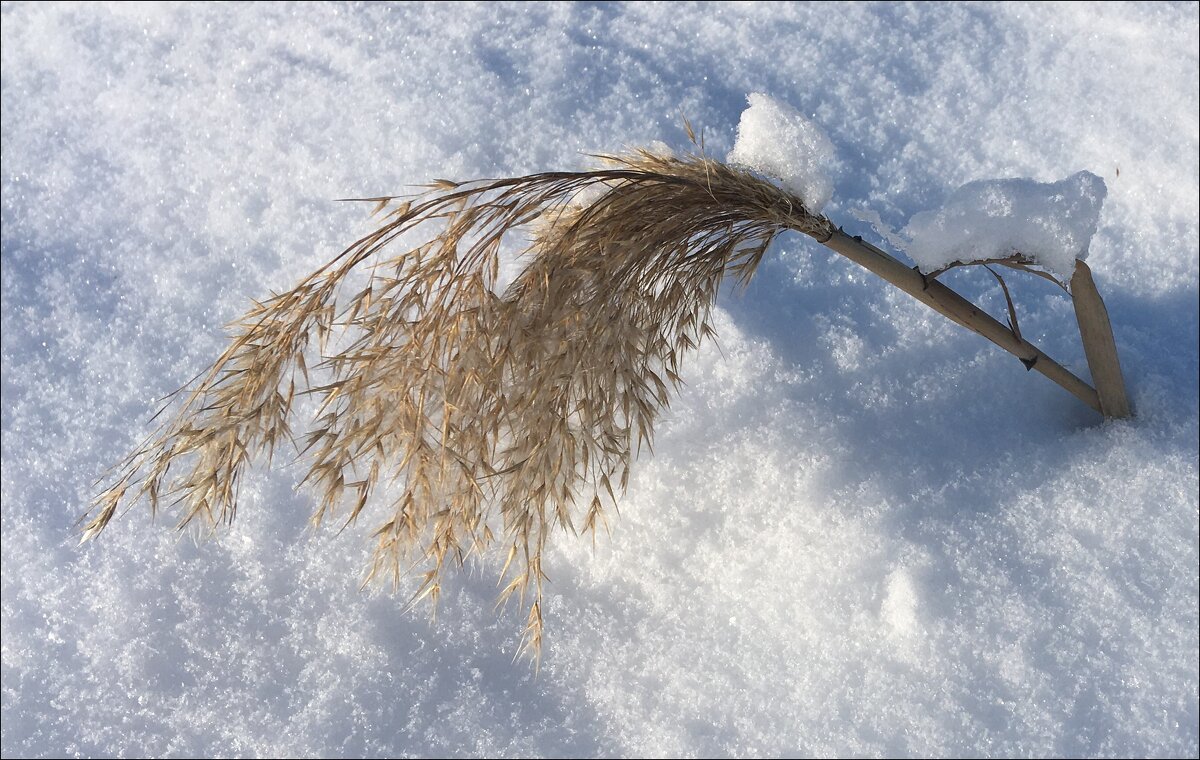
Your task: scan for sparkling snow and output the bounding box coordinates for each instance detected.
[2,3,1197,758]
[727,92,837,212]
[901,171,1108,282]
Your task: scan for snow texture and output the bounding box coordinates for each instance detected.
[3,3,1198,758]
[901,171,1108,281]
[727,92,837,212]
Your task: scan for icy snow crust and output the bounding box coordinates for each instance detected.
[3,3,1198,758]
[727,92,836,212]
[902,171,1108,281]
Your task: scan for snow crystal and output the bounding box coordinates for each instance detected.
[727,93,836,212]
[881,568,921,637]
[901,171,1108,282]
[2,3,1196,759]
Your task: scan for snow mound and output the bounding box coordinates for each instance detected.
[901,171,1108,281]
[727,93,836,213]
[2,3,1196,758]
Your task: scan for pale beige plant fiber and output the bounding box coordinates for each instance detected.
[84,148,834,654]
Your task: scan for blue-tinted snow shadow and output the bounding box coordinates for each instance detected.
[702,228,1199,756]
[1,230,619,756]
[723,224,1199,516]
[3,463,616,758]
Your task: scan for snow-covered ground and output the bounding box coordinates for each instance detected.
[2,2,1196,757]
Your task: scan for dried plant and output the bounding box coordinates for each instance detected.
[85,130,1132,656]
[84,147,835,656]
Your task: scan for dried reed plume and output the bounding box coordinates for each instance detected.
[84,147,835,655]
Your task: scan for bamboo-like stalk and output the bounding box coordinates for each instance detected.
[811,227,1104,415]
[1070,260,1132,418]
[83,149,1132,658]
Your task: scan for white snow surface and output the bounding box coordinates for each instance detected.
[901,171,1108,281]
[727,92,836,211]
[2,3,1197,758]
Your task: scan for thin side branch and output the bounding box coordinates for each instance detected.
[927,254,1070,293]
[818,230,1102,413]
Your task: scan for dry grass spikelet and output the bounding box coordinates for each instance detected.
[84,147,834,656]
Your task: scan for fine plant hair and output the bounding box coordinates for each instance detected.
[84,146,835,656]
